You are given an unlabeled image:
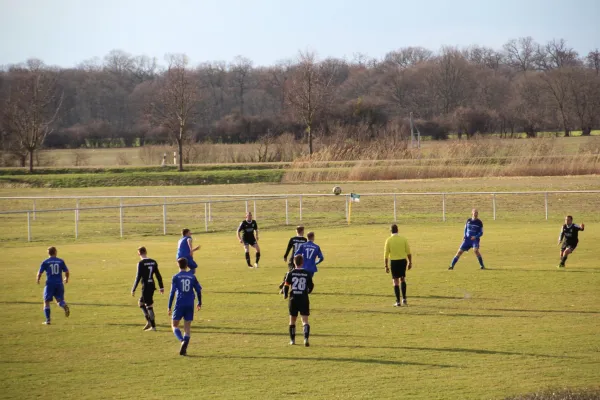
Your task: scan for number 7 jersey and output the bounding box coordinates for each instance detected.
[284,269,314,300]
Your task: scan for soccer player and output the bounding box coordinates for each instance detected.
[448,209,485,270]
[36,246,70,325]
[237,212,260,268]
[278,226,308,292]
[294,232,324,278]
[557,215,585,268]
[131,246,164,331]
[177,228,200,274]
[383,224,412,306]
[168,258,202,356]
[283,254,314,347]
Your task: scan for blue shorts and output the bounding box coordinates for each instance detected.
[43,283,65,302]
[172,304,194,321]
[460,238,480,252]
[181,256,197,270]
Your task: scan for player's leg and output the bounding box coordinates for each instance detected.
[449,247,466,270]
[560,247,573,267]
[139,299,151,329]
[474,246,485,269]
[392,277,401,306]
[171,311,185,342]
[42,289,51,324]
[289,307,298,344]
[54,284,69,317]
[180,319,192,356]
[187,258,198,274]
[243,244,252,267]
[301,314,310,347]
[144,289,157,331]
[399,260,408,305]
[253,243,261,268]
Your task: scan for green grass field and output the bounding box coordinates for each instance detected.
[0,179,599,400]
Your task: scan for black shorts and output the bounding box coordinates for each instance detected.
[139,286,155,306]
[289,298,310,317]
[562,242,578,252]
[390,259,407,279]
[244,237,257,246]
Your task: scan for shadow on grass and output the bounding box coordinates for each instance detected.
[322,344,581,359]
[483,267,600,273]
[324,308,509,318]
[212,291,465,300]
[0,301,130,308]
[198,354,457,368]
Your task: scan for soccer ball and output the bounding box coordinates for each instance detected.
[332,186,342,195]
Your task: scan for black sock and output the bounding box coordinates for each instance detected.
[146,306,155,328]
[401,281,407,299]
[393,286,400,302]
[561,254,568,265]
[245,252,251,266]
[256,252,261,263]
[303,324,310,339]
[289,325,296,341]
[140,305,150,321]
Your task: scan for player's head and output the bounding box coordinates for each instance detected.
[182,228,191,237]
[47,246,57,257]
[294,254,304,268]
[296,225,304,235]
[565,215,573,225]
[307,231,315,241]
[137,246,147,257]
[246,212,252,221]
[390,224,398,234]
[472,209,479,219]
[177,257,188,270]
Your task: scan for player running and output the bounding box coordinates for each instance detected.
[131,246,164,331]
[558,215,585,268]
[283,254,314,347]
[36,246,70,325]
[237,212,260,268]
[294,232,324,278]
[278,226,307,293]
[177,229,200,274]
[449,209,485,270]
[168,258,202,356]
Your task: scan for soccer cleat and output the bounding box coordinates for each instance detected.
[63,304,70,317]
[304,339,310,347]
[143,322,152,330]
[289,340,295,345]
[448,266,454,270]
[247,264,253,268]
[254,262,259,269]
[557,263,565,269]
[402,299,408,306]
[146,327,157,332]
[394,302,401,307]
[43,320,51,325]
[480,266,486,270]
[179,340,189,356]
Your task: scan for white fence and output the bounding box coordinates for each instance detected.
[1,191,599,242]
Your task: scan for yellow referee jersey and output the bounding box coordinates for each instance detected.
[384,234,411,260]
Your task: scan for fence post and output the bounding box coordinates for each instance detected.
[393,194,397,222]
[442,193,446,222]
[253,200,256,219]
[204,203,208,232]
[76,199,80,222]
[245,200,248,214]
[33,199,36,221]
[27,211,31,242]
[285,198,289,225]
[208,199,212,222]
[163,204,167,235]
[119,198,123,238]
[544,192,548,220]
[75,209,78,239]
[345,195,349,220]
[299,195,303,221]
[492,194,497,221]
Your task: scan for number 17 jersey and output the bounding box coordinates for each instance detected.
[284,269,314,301]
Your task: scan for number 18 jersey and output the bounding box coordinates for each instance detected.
[284,269,314,301]
[168,271,202,308]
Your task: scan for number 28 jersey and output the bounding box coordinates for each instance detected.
[285,269,314,301]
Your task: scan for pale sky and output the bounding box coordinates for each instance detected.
[1,0,598,67]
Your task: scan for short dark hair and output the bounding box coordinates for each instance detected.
[307,232,315,240]
[296,225,304,234]
[391,224,398,234]
[138,246,147,255]
[177,257,188,269]
[567,215,573,220]
[47,246,57,256]
[294,254,304,267]
[182,228,190,236]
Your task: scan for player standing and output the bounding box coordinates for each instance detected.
[237,212,260,268]
[383,224,412,306]
[131,246,164,331]
[448,209,485,270]
[36,246,70,325]
[168,258,202,356]
[294,232,324,278]
[283,254,314,347]
[278,226,307,292]
[558,215,585,268]
[177,229,200,274]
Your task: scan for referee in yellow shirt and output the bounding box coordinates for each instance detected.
[384,224,412,306]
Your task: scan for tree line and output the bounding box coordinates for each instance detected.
[1,36,599,170]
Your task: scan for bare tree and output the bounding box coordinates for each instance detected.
[287,51,337,155]
[504,37,538,73]
[229,56,253,116]
[586,49,600,75]
[148,54,199,171]
[383,47,433,70]
[535,39,580,71]
[1,59,63,171]
[540,68,572,136]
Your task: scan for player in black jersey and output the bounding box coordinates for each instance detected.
[557,215,585,268]
[237,212,260,268]
[131,246,164,330]
[278,226,307,293]
[283,254,314,347]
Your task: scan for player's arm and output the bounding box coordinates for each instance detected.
[578,223,585,231]
[384,239,390,273]
[283,238,294,261]
[254,222,259,241]
[62,262,69,283]
[476,223,484,238]
[464,221,469,239]
[237,223,244,243]
[188,237,200,253]
[193,278,202,310]
[406,240,412,269]
[283,272,292,299]
[316,248,324,265]
[155,265,164,294]
[36,264,43,284]
[558,227,565,244]
[131,262,143,295]
[167,277,176,312]
[307,275,314,294]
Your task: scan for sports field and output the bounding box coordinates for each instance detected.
[0,178,599,400]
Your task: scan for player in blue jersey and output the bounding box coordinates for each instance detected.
[177,228,200,274]
[294,232,324,278]
[168,258,202,356]
[449,209,485,270]
[36,247,70,325]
